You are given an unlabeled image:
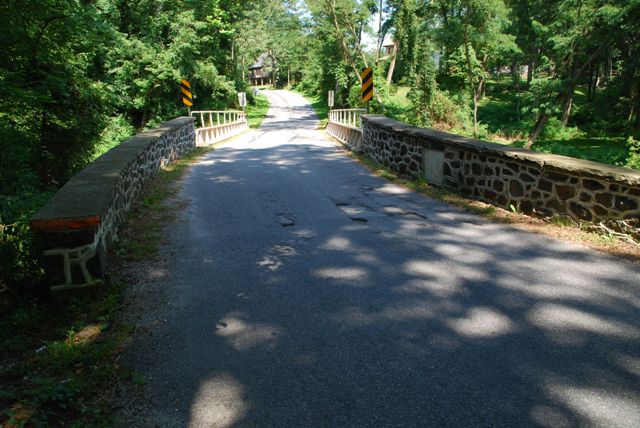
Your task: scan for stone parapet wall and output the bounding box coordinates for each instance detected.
[362,115,640,238]
[31,117,195,287]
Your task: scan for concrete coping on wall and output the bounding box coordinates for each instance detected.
[362,115,640,186]
[31,117,195,233]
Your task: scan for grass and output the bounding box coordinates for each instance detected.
[0,283,129,426]
[293,89,329,127]
[477,82,634,168]
[348,151,640,261]
[0,146,214,427]
[513,137,628,165]
[382,86,413,123]
[246,94,270,129]
[372,77,635,169]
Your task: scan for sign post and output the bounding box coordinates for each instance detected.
[328,90,335,109]
[361,67,373,113]
[180,79,193,115]
[238,92,247,112]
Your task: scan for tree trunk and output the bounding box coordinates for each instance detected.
[386,40,398,84]
[374,0,383,65]
[561,81,575,125]
[587,63,595,101]
[527,48,538,86]
[596,62,604,88]
[635,87,640,131]
[463,0,478,137]
[38,111,49,185]
[511,60,520,89]
[472,91,479,137]
[526,113,549,149]
[327,0,362,83]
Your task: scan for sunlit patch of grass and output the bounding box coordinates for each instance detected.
[547,215,576,227]
[246,94,270,129]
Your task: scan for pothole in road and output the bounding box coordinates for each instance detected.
[401,211,428,220]
[350,217,368,223]
[277,214,296,227]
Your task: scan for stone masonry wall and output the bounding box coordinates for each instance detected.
[31,117,195,283]
[96,117,195,247]
[362,115,640,239]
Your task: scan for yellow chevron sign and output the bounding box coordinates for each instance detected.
[361,67,373,102]
[180,79,193,107]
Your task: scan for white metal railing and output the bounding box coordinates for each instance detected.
[190,110,247,128]
[328,108,366,129]
[190,110,248,146]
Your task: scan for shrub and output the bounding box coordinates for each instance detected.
[540,117,584,140]
[625,136,640,170]
[0,191,52,290]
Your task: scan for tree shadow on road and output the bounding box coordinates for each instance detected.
[119,140,640,427]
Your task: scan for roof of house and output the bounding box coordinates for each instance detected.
[382,35,395,47]
[249,52,272,70]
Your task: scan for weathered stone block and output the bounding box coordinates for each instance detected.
[570,202,592,221]
[593,205,609,216]
[556,185,576,200]
[595,193,612,207]
[615,196,638,211]
[484,189,498,200]
[506,162,520,172]
[520,173,535,182]
[538,179,553,192]
[546,199,566,213]
[584,179,605,191]
[545,171,569,182]
[579,192,592,202]
[509,180,524,197]
[521,200,534,214]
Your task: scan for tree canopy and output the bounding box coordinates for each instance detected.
[2,0,640,290]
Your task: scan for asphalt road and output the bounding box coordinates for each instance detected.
[117,90,640,427]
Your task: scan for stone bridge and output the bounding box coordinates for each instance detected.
[32,90,640,427]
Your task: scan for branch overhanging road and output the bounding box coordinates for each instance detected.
[117,90,640,427]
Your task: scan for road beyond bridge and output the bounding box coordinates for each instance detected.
[117,90,640,427]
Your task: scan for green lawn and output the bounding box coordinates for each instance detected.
[510,137,629,166]
[382,86,413,123]
[246,93,270,129]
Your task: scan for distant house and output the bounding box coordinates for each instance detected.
[249,52,276,86]
[382,38,396,57]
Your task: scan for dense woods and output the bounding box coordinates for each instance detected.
[2,0,640,289]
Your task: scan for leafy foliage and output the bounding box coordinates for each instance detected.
[0,0,258,290]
